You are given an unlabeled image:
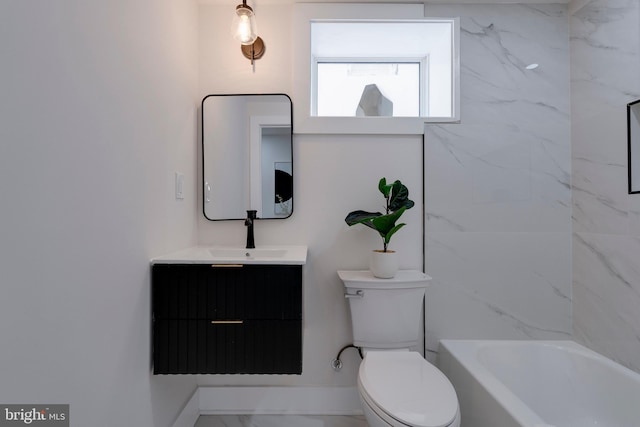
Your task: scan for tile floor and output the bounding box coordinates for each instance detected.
[194,415,368,427]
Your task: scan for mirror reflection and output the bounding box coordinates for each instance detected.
[202,94,293,220]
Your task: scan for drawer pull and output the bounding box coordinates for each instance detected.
[211,320,244,325]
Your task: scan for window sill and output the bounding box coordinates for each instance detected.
[293,116,460,135]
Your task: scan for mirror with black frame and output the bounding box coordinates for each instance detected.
[202,94,293,220]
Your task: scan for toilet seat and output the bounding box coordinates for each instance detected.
[358,351,459,427]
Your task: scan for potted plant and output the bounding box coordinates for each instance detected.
[345,177,415,278]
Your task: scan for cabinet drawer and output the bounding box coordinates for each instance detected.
[152,264,302,320]
[153,319,302,374]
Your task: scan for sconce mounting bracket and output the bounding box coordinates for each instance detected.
[241,36,265,62]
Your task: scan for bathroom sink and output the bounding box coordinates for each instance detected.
[151,245,307,265]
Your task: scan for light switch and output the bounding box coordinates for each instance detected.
[175,172,184,200]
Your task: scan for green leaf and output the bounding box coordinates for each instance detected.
[389,180,415,212]
[383,223,406,245]
[370,206,407,237]
[378,177,392,198]
[345,210,382,230]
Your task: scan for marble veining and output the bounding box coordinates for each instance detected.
[422,3,571,350]
[424,232,572,353]
[476,295,571,338]
[425,4,571,233]
[573,232,640,371]
[571,0,640,373]
[574,233,636,290]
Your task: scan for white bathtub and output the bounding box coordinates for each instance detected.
[438,340,640,427]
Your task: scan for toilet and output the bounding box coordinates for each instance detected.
[338,270,460,427]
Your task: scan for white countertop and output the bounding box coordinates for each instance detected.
[151,245,308,265]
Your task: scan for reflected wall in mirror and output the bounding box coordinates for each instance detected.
[202,94,293,220]
[628,99,640,194]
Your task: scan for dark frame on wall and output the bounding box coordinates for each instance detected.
[628,99,640,194]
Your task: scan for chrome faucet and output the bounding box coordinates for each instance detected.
[245,210,257,249]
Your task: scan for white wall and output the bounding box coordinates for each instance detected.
[570,0,640,373]
[0,0,199,425]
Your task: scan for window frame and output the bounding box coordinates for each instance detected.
[293,3,460,135]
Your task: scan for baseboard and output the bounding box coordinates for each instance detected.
[172,386,362,426]
[198,386,362,415]
[171,388,201,427]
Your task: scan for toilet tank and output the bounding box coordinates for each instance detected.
[338,270,431,349]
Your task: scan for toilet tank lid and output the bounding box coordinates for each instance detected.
[338,270,431,289]
[359,352,458,427]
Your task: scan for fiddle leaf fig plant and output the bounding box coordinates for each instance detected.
[345,178,415,252]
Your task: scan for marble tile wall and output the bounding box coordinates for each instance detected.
[570,0,640,372]
[424,4,573,354]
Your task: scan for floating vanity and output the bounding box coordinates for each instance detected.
[151,245,307,375]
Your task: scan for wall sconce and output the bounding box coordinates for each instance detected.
[231,0,265,64]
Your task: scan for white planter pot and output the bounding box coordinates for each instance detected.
[369,250,398,279]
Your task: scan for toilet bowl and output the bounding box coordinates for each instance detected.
[357,351,460,427]
[338,270,460,427]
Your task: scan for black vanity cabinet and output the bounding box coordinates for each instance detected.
[152,263,302,375]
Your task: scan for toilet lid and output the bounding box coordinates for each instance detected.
[358,352,458,427]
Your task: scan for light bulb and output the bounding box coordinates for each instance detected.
[232,5,258,45]
[237,15,253,44]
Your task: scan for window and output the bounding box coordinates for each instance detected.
[316,62,422,117]
[293,4,459,134]
[311,20,454,119]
